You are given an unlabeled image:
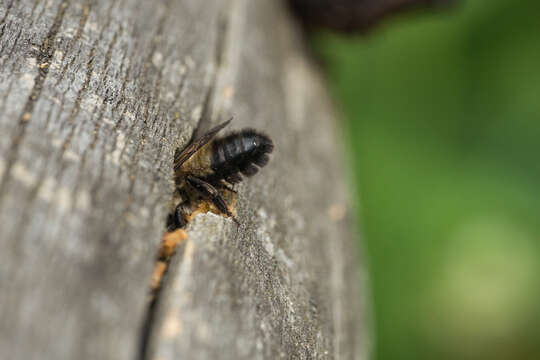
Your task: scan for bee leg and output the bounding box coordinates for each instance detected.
[185,174,240,225]
[219,180,237,194]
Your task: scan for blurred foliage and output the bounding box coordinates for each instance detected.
[312,0,540,359]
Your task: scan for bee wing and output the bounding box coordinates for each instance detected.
[174,118,232,171]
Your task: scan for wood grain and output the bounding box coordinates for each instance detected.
[0,0,223,358]
[0,0,369,359]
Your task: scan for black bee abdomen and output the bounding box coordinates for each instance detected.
[209,129,273,184]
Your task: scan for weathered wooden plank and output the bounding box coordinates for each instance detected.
[146,1,369,359]
[0,0,369,359]
[0,0,226,359]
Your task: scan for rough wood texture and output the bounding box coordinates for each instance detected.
[0,1,369,359]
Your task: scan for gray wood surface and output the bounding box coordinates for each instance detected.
[0,0,369,359]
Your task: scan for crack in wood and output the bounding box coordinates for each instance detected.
[136,5,234,360]
[118,0,172,227]
[0,0,16,31]
[0,21,21,68]
[138,229,187,360]
[54,0,91,86]
[69,1,120,207]
[56,43,83,96]
[59,0,117,162]
[0,22,7,54]
[83,24,122,198]
[0,0,68,202]
[58,43,95,154]
[111,28,132,114]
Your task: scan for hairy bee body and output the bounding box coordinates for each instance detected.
[176,129,273,186]
[175,142,214,180]
[169,120,273,230]
[208,130,273,184]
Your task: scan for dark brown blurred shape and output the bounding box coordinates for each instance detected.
[288,0,456,32]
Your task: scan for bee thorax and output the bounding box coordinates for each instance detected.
[177,143,214,178]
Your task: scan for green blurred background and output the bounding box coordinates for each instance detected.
[312,0,540,359]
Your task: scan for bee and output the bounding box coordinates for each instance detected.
[167,118,274,230]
